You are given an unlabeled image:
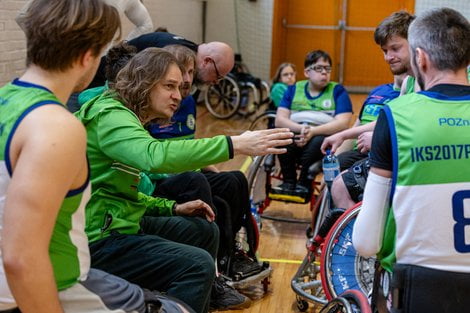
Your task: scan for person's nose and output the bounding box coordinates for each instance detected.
[385,52,395,63]
[172,88,181,101]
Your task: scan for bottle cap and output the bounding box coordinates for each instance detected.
[326,149,331,156]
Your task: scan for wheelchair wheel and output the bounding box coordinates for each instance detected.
[319,289,372,313]
[320,203,376,300]
[237,81,259,116]
[234,210,260,257]
[246,153,285,215]
[249,110,276,131]
[246,155,270,215]
[204,74,240,119]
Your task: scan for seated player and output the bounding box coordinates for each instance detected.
[142,44,266,284]
[321,11,415,209]
[75,48,293,313]
[273,50,352,198]
[270,62,297,108]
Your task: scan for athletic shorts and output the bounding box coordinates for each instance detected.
[341,158,370,203]
[0,269,190,313]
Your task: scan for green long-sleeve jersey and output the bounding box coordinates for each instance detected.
[76,92,233,242]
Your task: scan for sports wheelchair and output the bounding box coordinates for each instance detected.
[204,53,270,119]
[246,110,376,311]
[246,109,337,221]
[246,151,376,311]
[292,200,376,312]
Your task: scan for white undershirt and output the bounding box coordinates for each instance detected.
[352,171,392,257]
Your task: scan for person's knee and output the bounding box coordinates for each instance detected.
[185,171,210,188]
[331,174,353,208]
[229,171,248,188]
[206,219,220,241]
[190,248,216,279]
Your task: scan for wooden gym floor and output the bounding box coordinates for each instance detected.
[196,94,367,313]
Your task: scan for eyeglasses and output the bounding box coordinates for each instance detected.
[209,58,224,82]
[308,65,332,73]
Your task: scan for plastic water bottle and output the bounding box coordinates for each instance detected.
[250,200,261,230]
[322,149,340,188]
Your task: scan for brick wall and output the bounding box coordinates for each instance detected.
[0,0,27,86]
[0,0,203,85]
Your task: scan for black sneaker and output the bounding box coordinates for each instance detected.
[294,184,309,196]
[230,250,263,280]
[270,182,296,194]
[209,276,252,311]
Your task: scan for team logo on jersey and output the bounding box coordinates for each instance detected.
[322,99,332,109]
[186,114,195,130]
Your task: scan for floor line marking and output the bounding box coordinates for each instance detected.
[239,156,253,174]
[259,258,303,264]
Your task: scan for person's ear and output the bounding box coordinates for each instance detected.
[77,49,96,69]
[304,68,309,78]
[415,48,427,69]
[203,56,212,66]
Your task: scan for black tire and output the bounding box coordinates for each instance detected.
[296,296,309,312]
[249,111,276,131]
[204,74,240,119]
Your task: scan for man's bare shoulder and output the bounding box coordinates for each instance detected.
[19,104,87,152]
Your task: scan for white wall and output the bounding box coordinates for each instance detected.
[205,0,274,81]
[142,0,203,43]
[415,0,470,19]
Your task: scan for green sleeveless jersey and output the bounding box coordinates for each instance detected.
[378,90,470,273]
[404,76,416,94]
[0,79,91,292]
[290,80,338,114]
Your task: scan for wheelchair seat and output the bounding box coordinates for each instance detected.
[267,159,323,204]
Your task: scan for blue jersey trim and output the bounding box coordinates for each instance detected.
[303,81,326,100]
[12,78,53,94]
[383,105,398,202]
[333,84,353,115]
[66,158,90,197]
[5,100,62,176]
[358,83,398,120]
[279,85,295,109]
[418,91,470,101]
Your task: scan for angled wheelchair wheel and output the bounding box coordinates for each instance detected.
[246,155,271,215]
[319,289,372,313]
[249,111,276,131]
[320,203,376,300]
[234,209,260,258]
[204,74,240,119]
[237,81,259,116]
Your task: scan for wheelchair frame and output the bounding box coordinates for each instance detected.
[246,109,376,312]
[204,54,270,119]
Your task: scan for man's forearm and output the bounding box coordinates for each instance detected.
[352,170,392,257]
